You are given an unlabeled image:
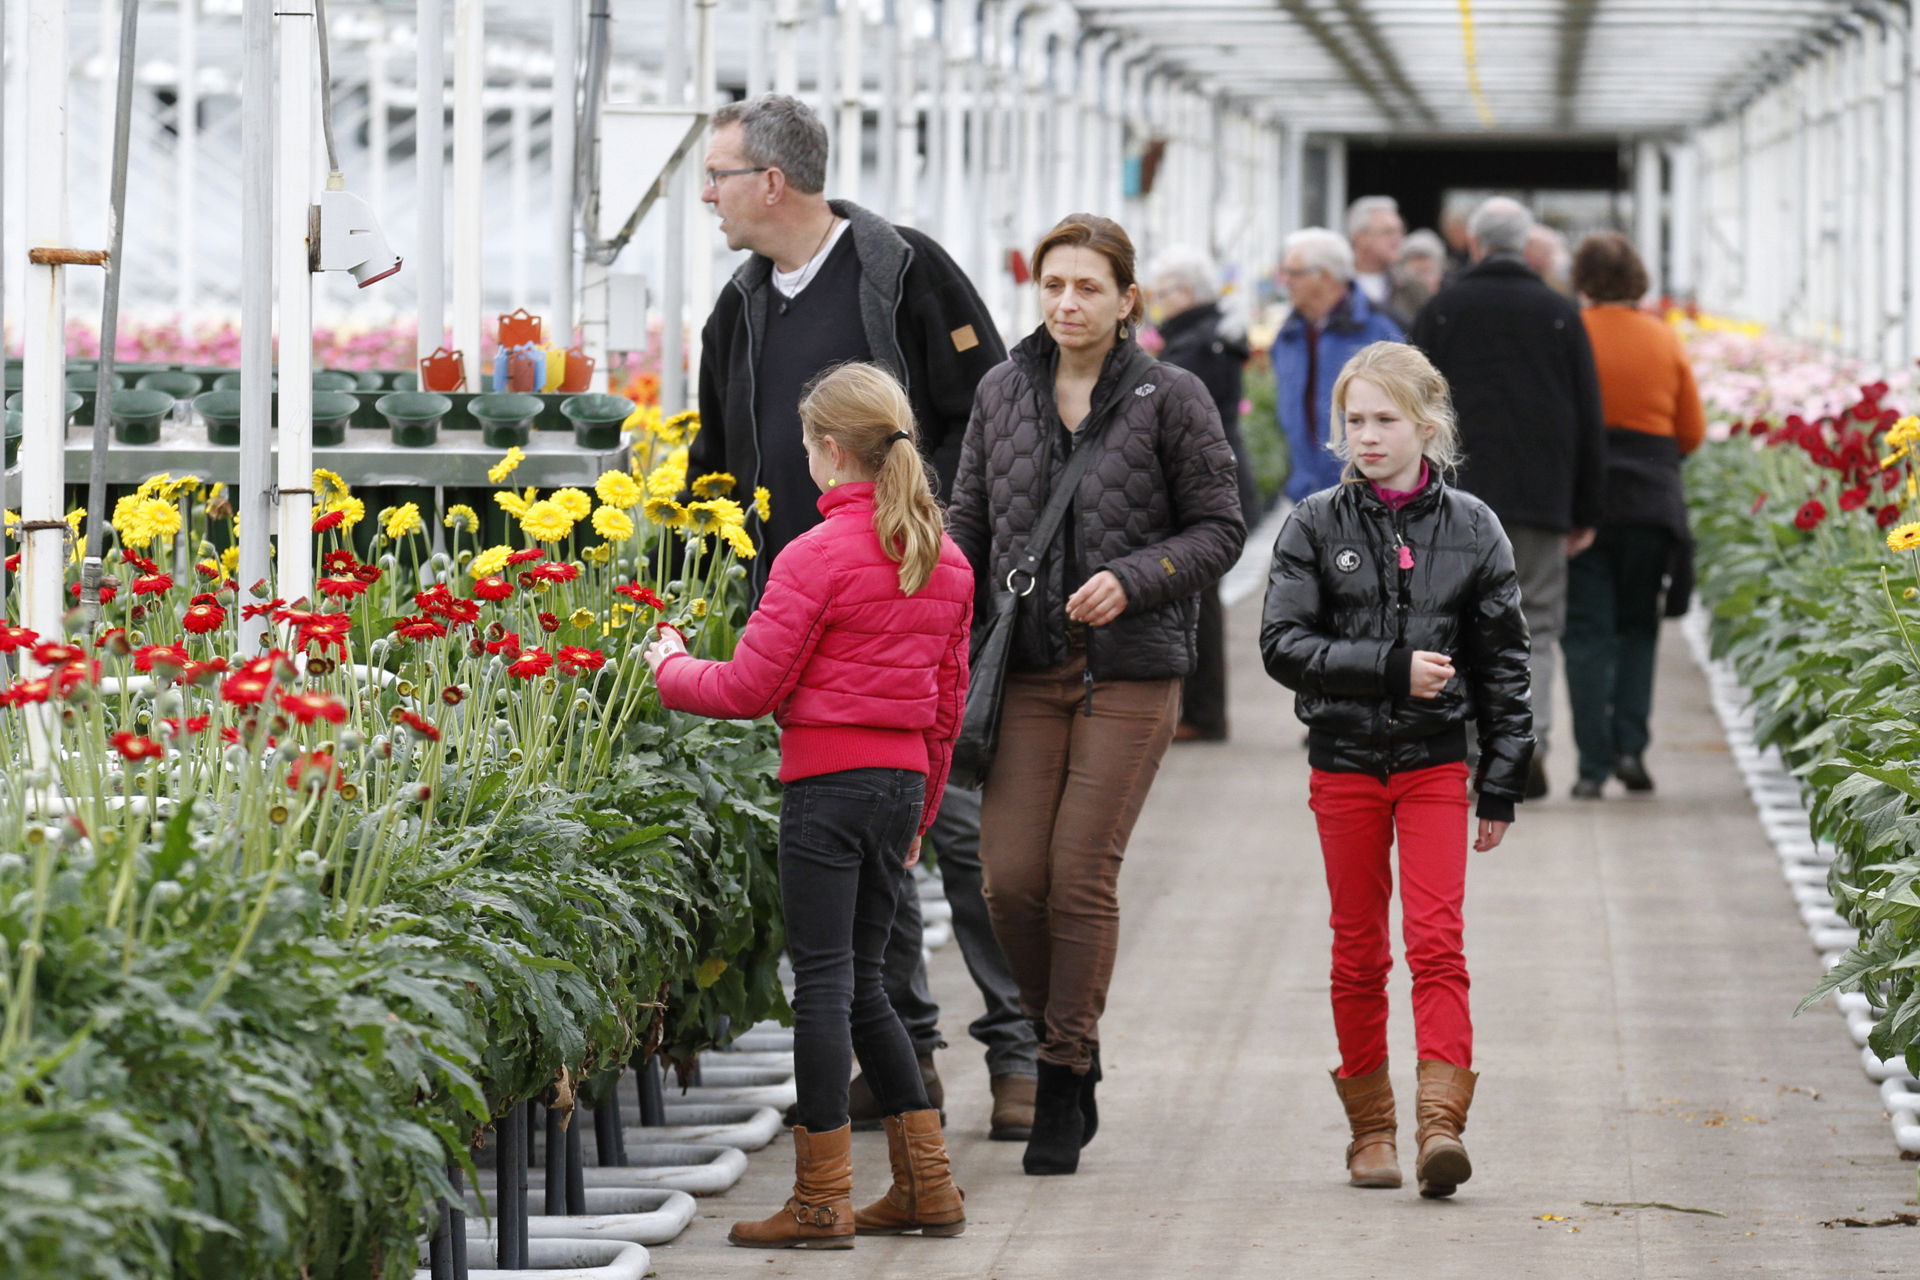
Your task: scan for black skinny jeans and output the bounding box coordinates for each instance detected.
[781,767,933,1133]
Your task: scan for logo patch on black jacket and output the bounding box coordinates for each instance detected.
[1334,548,1362,573]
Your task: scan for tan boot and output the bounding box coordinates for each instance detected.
[727,1124,856,1249]
[989,1073,1036,1141]
[1414,1060,1477,1198]
[853,1109,966,1237]
[1330,1064,1402,1188]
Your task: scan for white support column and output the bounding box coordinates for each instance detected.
[748,0,770,96]
[1667,136,1698,303]
[774,0,799,95]
[452,0,485,389]
[1633,136,1663,300]
[369,12,389,226]
[551,0,576,344]
[894,0,919,225]
[689,0,715,399]
[940,8,968,249]
[1324,134,1346,229]
[417,0,446,364]
[1883,16,1908,366]
[878,0,899,219]
[511,69,530,308]
[818,0,839,119]
[176,0,197,319]
[277,1,315,608]
[21,0,69,718]
[1908,11,1920,366]
[839,0,863,199]
[659,0,688,412]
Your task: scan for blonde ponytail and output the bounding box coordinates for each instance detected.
[798,363,947,595]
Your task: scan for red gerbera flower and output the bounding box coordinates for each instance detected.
[180,657,229,686]
[506,649,553,679]
[183,601,229,635]
[161,714,211,738]
[0,678,51,707]
[527,562,580,584]
[68,580,118,603]
[241,597,286,621]
[194,560,221,580]
[3,554,16,572]
[556,645,607,675]
[392,615,448,643]
[313,509,346,533]
[0,624,40,653]
[506,548,545,566]
[287,751,343,791]
[415,586,481,626]
[1880,503,1904,527]
[352,563,383,585]
[395,709,442,741]
[473,575,514,602]
[277,690,348,726]
[614,584,667,610]
[538,612,561,633]
[52,660,98,699]
[321,549,361,574]
[131,572,174,596]
[94,627,132,656]
[133,644,192,675]
[123,552,159,574]
[1839,485,1871,511]
[1794,499,1827,531]
[317,575,370,599]
[31,641,86,668]
[485,631,522,657]
[111,730,165,761]
[221,672,273,706]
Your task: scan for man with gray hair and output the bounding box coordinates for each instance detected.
[1273,226,1403,502]
[1408,196,1606,798]
[692,93,1039,1139]
[1346,195,1407,325]
[1392,228,1448,318]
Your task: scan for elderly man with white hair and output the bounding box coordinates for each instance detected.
[1273,226,1405,503]
[1407,196,1607,799]
[1149,247,1259,741]
[1346,195,1408,325]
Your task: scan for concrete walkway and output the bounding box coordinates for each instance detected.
[653,598,1918,1278]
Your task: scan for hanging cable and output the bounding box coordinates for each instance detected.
[315,0,344,186]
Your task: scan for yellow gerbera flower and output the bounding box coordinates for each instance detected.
[691,471,736,499]
[654,409,701,447]
[494,487,534,519]
[595,469,644,510]
[569,607,596,629]
[721,523,758,559]
[551,487,592,522]
[592,505,636,541]
[312,467,350,500]
[443,503,479,532]
[582,542,613,565]
[384,503,425,539]
[221,545,239,575]
[335,496,366,530]
[135,473,172,500]
[642,495,689,529]
[1888,522,1920,552]
[488,446,526,484]
[521,499,576,542]
[754,486,772,522]
[470,544,512,577]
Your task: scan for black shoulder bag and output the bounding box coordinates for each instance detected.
[947,438,1103,791]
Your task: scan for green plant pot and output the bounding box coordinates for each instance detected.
[214,371,279,394]
[108,389,177,445]
[311,390,360,448]
[5,410,19,469]
[391,371,420,392]
[7,390,84,424]
[136,370,205,402]
[3,368,20,393]
[470,392,544,449]
[376,391,452,448]
[354,370,390,392]
[560,393,637,451]
[195,390,245,446]
[314,370,358,392]
[69,369,125,393]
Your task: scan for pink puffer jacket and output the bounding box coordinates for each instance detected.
[655,482,973,832]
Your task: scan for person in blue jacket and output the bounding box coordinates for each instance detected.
[1274,227,1406,501]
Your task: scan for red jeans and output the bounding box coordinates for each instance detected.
[1308,762,1472,1078]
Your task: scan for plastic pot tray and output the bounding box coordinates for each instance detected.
[411,1237,648,1280]
[460,1187,695,1246]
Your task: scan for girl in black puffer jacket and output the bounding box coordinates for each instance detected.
[1260,341,1533,1202]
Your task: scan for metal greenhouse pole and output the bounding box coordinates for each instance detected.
[552,0,577,345]
[277,1,315,607]
[453,0,486,390]
[237,0,273,655]
[418,0,447,367]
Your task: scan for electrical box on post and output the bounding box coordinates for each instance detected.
[608,274,650,353]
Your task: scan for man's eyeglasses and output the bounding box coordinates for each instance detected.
[706,167,769,189]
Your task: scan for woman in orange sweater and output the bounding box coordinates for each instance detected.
[1564,232,1705,799]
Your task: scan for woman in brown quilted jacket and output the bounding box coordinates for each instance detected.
[947,214,1246,1176]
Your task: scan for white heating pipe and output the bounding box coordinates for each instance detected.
[511,69,530,308]
[551,0,576,344]
[176,0,197,318]
[277,1,316,608]
[839,0,862,199]
[417,0,446,365]
[21,0,70,752]
[689,0,716,400]
[453,0,485,389]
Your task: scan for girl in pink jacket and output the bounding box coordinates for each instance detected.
[645,363,973,1250]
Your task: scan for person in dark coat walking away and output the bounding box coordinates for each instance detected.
[1150,246,1259,742]
[1563,232,1705,798]
[1261,341,1534,1200]
[949,214,1246,1176]
[691,92,1039,1139]
[650,365,973,1248]
[1406,197,1606,799]
[1274,228,1405,502]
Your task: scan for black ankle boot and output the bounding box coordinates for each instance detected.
[1079,1045,1101,1148]
[1022,1061,1086,1175]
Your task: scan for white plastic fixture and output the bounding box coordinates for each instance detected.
[316,188,403,287]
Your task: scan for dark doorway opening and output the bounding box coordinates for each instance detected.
[1345,141,1627,235]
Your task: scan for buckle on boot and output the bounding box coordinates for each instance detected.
[791,1200,840,1227]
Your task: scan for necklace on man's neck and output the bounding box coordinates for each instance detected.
[777,216,841,314]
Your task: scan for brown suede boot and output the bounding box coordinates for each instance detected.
[1414,1060,1477,1198]
[989,1073,1036,1141]
[728,1124,856,1249]
[1330,1063,1402,1188]
[853,1109,966,1236]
